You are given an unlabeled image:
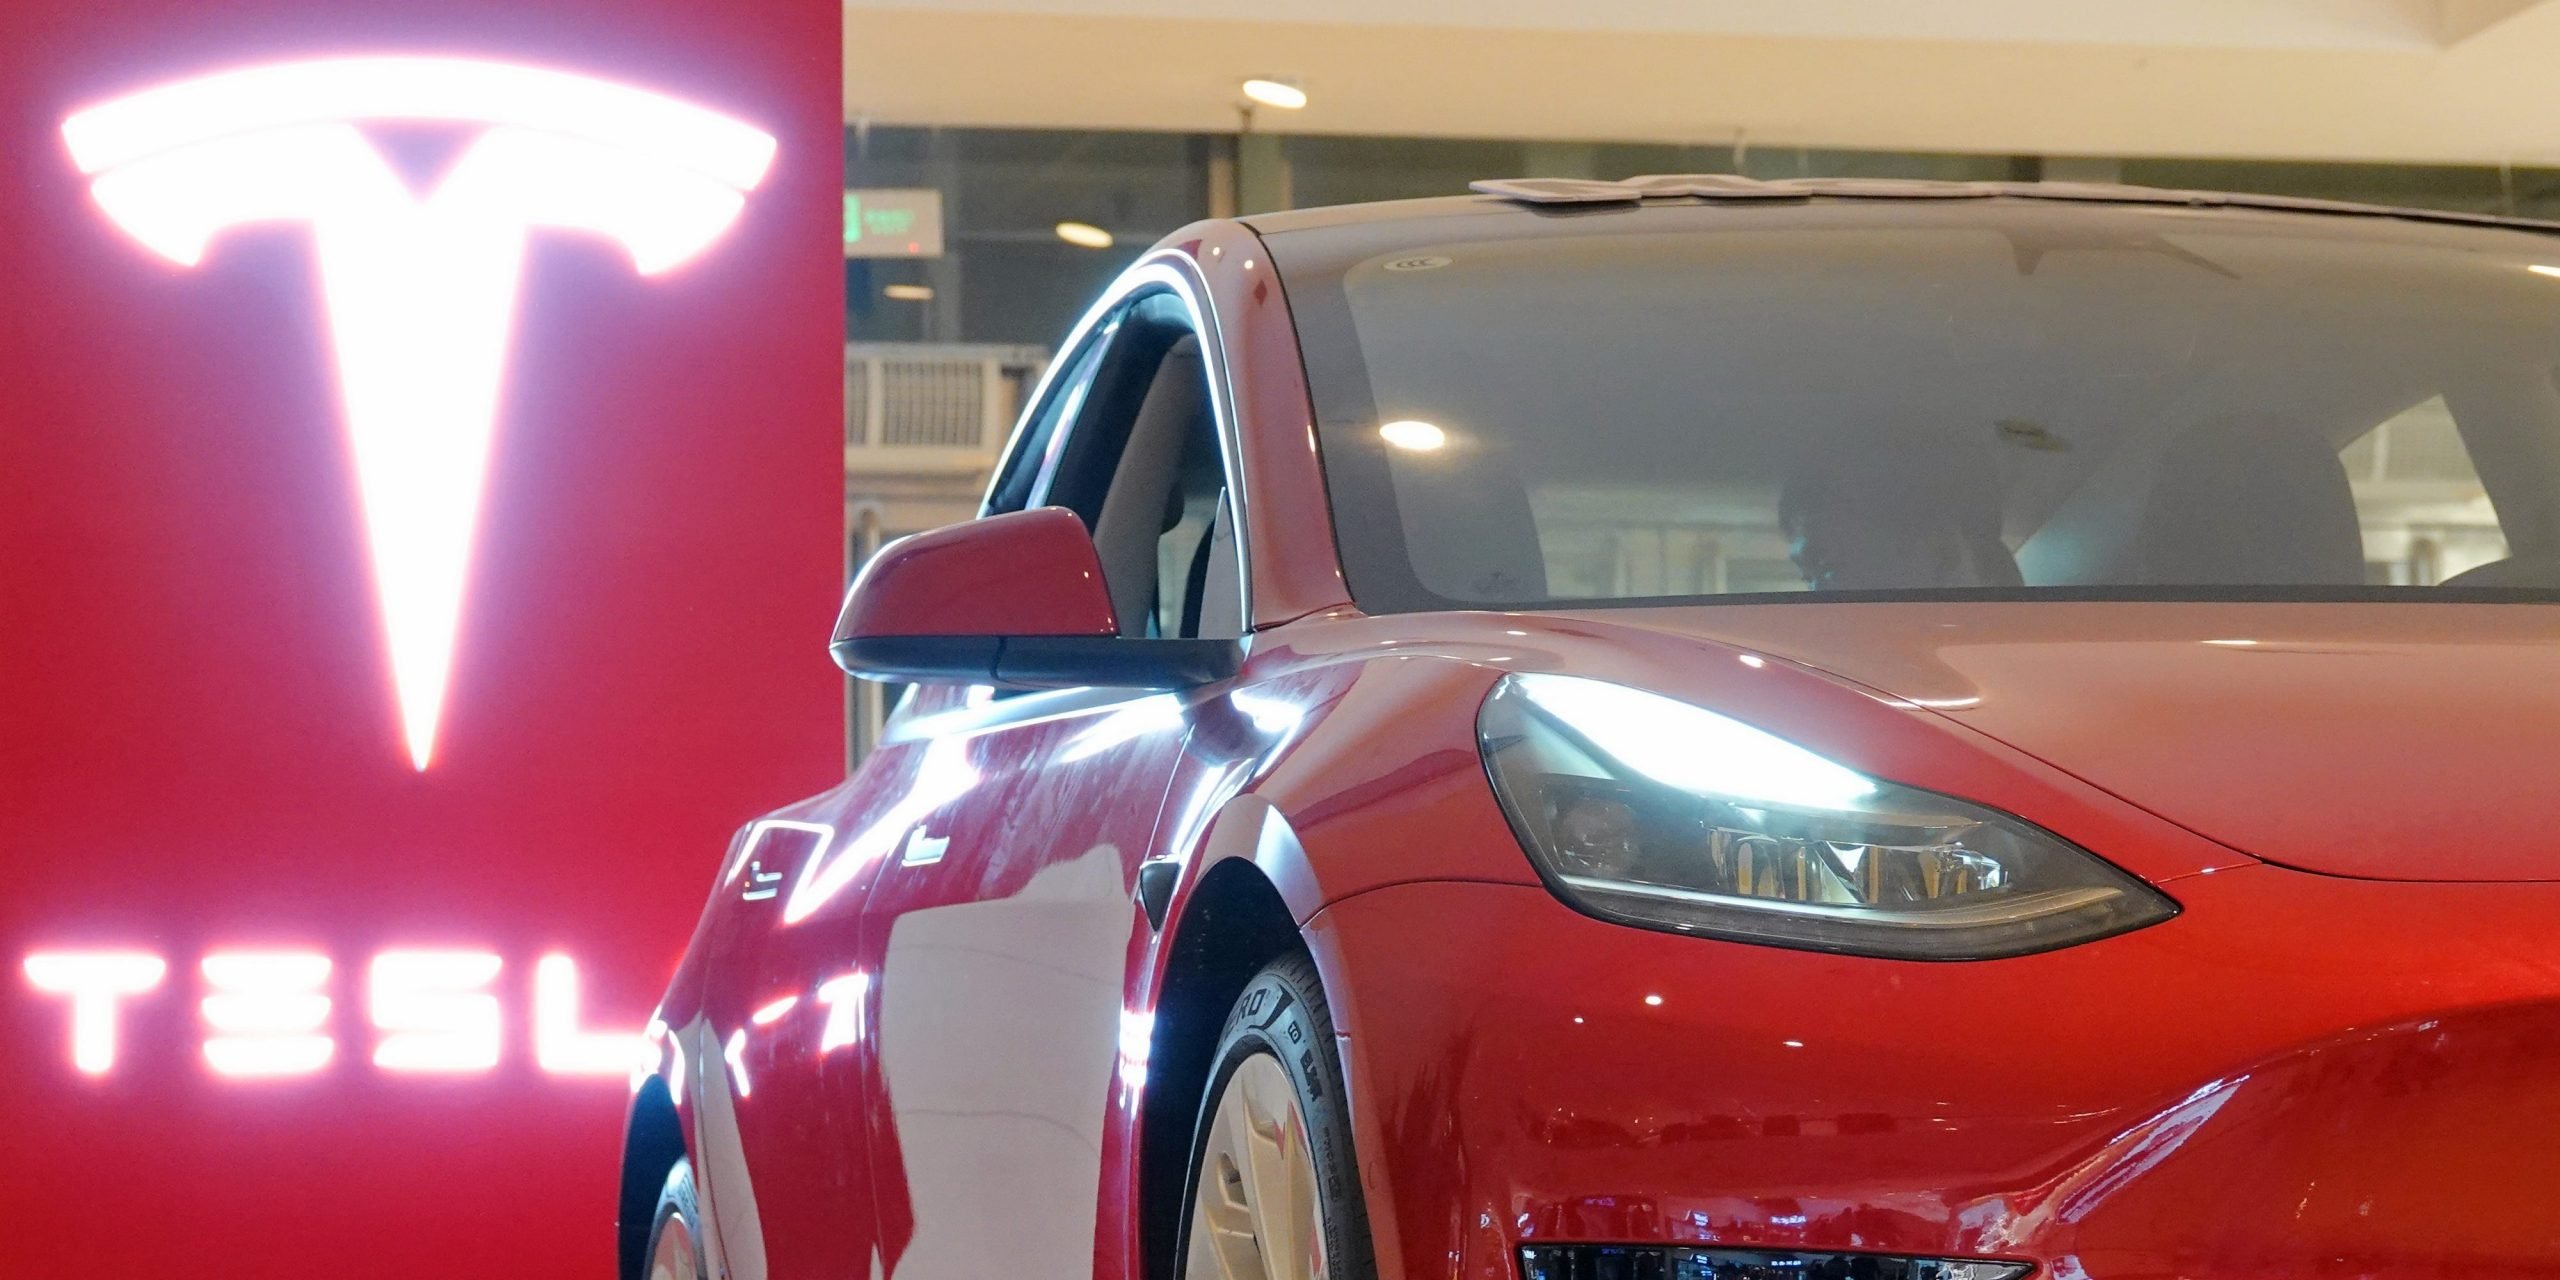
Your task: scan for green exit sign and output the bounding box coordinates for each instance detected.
[843,188,944,258]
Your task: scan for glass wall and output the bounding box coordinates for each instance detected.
[844,127,1214,346]
[848,125,2560,346]
[2115,157,2560,218]
[1280,136,2027,209]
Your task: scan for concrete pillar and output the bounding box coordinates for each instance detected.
[1237,131,1292,214]
[924,129,964,341]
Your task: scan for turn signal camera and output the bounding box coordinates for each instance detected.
[1478,674,2175,960]
[1520,1245,2029,1280]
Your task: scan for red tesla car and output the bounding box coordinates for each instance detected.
[623,175,2560,1280]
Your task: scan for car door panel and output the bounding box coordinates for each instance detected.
[689,756,924,1278]
[865,697,1189,1279]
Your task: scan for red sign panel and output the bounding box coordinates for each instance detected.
[0,3,843,1276]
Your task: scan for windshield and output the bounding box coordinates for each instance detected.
[1270,199,2560,611]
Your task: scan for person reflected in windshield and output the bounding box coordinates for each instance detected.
[1779,437,2025,591]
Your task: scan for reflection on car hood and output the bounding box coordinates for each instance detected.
[1586,600,2560,883]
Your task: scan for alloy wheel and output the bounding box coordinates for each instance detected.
[1185,1052,1330,1280]
[647,1210,701,1280]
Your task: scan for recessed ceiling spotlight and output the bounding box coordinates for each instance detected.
[1378,419,1446,451]
[882,283,933,301]
[1054,220,1114,250]
[1241,78,1308,110]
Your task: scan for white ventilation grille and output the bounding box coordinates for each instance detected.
[878,360,986,447]
[846,343,1049,459]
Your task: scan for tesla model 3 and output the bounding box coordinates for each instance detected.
[623,175,2560,1280]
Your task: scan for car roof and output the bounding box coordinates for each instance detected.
[1238,174,2560,241]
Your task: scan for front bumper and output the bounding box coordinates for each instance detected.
[1307,864,2560,1279]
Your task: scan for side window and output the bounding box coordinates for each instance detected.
[1038,294,1243,640]
[983,323,1111,517]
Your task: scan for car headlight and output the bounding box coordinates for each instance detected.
[1478,673,2175,960]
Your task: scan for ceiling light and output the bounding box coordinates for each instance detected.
[1054,220,1113,250]
[1378,419,1446,451]
[881,283,933,301]
[2533,265,2560,278]
[1241,78,1308,110]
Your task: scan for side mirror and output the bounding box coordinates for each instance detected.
[831,507,1241,690]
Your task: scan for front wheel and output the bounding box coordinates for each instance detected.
[1179,953,1377,1280]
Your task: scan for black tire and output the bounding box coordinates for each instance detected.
[1175,952,1378,1280]
[643,1158,706,1280]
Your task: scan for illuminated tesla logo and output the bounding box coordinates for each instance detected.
[62,58,779,769]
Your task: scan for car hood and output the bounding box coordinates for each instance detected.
[1584,601,2560,883]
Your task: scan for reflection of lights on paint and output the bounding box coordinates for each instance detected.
[1227,689,1306,738]
[2050,1076,2241,1223]
[881,283,933,302]
[1117,1008,1155,1092]
[723,1027,752,1097]
[202,952,335,1077]
[635,1017,671,1093]
[815,971,869,1052]
[727,818,835,895]
[1055,693,1184,764]
[534,954,647,1076]
[23,951,167,1075]
[63,58,775,770]
[667,1029,690,1106]
[749,995,798,1026]
[897,828,950,867]
[369,950,501,1072]
[785,738,978,924]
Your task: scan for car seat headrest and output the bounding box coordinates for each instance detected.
[1778,431,2024,590]
[2137,414,2363,586]
[1091,337,1210,632]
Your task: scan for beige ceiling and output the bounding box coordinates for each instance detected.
[844,0,2560,163]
